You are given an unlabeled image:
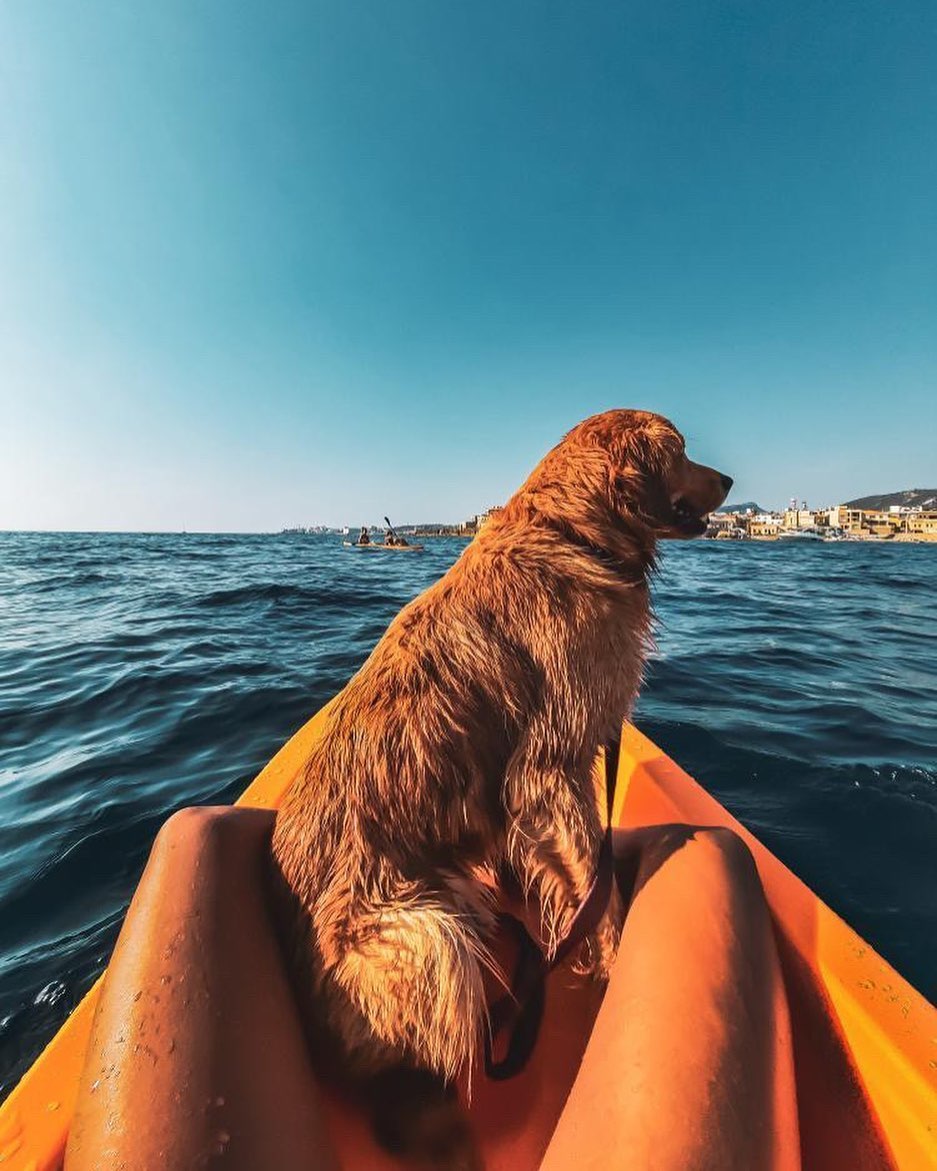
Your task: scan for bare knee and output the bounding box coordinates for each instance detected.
[151,805,274,868]
[692,825,755,865]
[153,805,229,854]
[689,827,762,898]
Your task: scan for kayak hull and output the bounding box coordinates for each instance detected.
[2,705,935,1170]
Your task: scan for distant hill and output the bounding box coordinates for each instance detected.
[845,489,937,511]
[715,500,763,514]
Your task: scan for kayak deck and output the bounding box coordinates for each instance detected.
[2,709,935,1170]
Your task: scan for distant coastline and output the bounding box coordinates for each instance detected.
[283,496,937,544]
[281,508,503,540]
[706,494,937,543]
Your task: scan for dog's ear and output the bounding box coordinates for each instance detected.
[610,462,671,527]
[609,423,680,526]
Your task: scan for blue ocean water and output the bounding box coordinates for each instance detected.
[1,532,935,1095]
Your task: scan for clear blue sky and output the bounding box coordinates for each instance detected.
[1,1,934,530]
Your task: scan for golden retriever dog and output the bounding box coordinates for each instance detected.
[271,409,731,1165]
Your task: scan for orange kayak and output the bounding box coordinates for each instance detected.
[1,706,935,1170]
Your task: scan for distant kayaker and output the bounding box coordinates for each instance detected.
[383,516,408,547]
[357,526,370,546]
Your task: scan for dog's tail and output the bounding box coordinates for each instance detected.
[328,894,490,1084]
[328,896,490,1169]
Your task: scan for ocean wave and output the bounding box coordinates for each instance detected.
[193,581,409,612]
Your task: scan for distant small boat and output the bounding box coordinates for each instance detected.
[342,542,425,553]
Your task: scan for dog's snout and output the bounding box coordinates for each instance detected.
[719,473,733,492]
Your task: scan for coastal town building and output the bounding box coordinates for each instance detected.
[459,506,504,536]
[783,501,817,530]
[905,511,937,537]
[707,502,937,542]
[748,514,781,539]
[705,512,743,538]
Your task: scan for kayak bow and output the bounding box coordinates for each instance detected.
[2,708,934,1170]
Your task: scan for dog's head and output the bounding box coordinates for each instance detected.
[536,410,732,541]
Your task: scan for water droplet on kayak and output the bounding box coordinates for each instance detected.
[160,974,172,986]
[90,1080,100,1094]
[46,1100,60,1112]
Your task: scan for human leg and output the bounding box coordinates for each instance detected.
[541,826,800,1171]
[65,806,338,1171]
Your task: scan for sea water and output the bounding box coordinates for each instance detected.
[1,532,935,1094]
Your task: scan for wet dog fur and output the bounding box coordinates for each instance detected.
[271,409,731,1165]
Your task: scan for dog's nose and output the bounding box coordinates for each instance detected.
[719,473,733,492]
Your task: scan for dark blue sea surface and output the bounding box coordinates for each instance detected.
[1,533,935,1095]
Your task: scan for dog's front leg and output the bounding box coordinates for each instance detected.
[503,755,623,979]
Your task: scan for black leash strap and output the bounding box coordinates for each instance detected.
[484,739,621,1080]
[483,914,548,1081]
